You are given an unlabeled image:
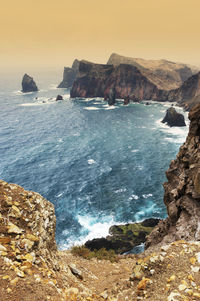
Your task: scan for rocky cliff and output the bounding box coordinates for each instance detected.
[21,74,38,93]
[146,103,200,250]
[160,71,200,110]
[107,53,198,90]
[58,59,80,88]
[70,60,160,101]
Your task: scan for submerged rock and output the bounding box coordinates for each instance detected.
[21,74,38,93]
[85,218,160,254]
[162,107,186,127]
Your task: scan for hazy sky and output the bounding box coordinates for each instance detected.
[1,0,200,71]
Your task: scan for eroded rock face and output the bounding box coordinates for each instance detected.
[146,104,200,249]
[0,180,58,269]
[70,60,160,101]
[58,59,80,88]
[22,74,38,93]
[162,107,186,127]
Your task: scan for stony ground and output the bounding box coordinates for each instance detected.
[1,180,200,301]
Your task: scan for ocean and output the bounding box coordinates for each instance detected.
[0,71,189,249]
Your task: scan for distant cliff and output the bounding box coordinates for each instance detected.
[58,59,80,88]
[107,53,198,90]
[160,71,200,110]
[70,60,160,100]
[146,103,200,249]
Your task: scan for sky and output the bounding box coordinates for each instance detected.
[0,0,200,71]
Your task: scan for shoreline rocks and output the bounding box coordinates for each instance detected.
[85,218,160,254]
[21,74,38,93]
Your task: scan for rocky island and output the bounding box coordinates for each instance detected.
[21,74,38,93]
[1,104,200,300]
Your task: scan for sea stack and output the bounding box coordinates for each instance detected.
[21,74,38,93]
[162,107,186,127]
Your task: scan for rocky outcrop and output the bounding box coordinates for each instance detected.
[146,103,200,249]
[107,53,198,90]
[58,59,80,88]
[0,180,57,269]
[21,74,38,93]
[85,219,160,254]
[162,107,186,127]
[70,60,160,101]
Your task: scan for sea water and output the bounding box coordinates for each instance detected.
[0,71,189,249]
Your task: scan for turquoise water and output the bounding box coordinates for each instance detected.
[0,72,189,248]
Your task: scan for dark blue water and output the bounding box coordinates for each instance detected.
[0,72,189,248]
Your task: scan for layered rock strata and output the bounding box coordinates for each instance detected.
[58,59,80,88]
[146,103,200,249]
[21,74,38,93]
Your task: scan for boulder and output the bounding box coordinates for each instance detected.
[162,107,186,127]
[85,218,160,254]
[22,74,38,93]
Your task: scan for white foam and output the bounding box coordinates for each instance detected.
[105,106,116,110]
[128,194,139,201]
[88,159,96,165]
[142,193,153,198]
[84,107,100,110]
[131,149,139,153]
[61,215,116,249]
[115,188,127,194]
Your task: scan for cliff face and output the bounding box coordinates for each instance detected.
[107,53,197,90]
[161,72,200,110]
[70,60,160,100]
[146,103,200,249]
[58,59,80,88]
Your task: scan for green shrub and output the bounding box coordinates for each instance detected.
[71,245,119,262]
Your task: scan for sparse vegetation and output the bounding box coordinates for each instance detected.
[71,245,119,262]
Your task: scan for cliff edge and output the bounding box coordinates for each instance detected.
[146,103,200,249]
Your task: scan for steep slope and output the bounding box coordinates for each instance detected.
[70,60,160,100]
[146,103,200,249]
[107,53,198,90]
